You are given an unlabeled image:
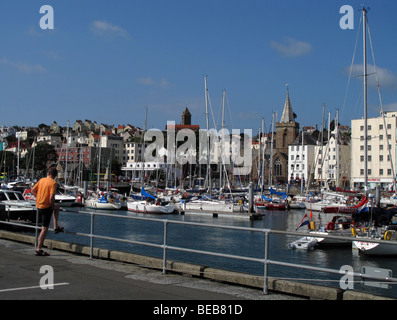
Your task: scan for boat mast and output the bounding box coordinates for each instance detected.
[97,126,102,191]
[269,112,275,187]
[220,89,226,189]
[204,76,211,195]
[335,109,339,188]
[65,120,70,184]
[363,7,368,191]
[261,117,265,193]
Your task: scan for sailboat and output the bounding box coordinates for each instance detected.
[348,8,397,255]
[84,127,122,210]
[84,190,123,210]
[179,76,240,214]
[127,187,175,214]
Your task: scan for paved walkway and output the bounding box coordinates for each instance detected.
[0,239,303,301]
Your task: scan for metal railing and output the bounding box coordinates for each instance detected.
[1,204,397,295]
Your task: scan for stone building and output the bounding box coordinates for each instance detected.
[271,87,300,184]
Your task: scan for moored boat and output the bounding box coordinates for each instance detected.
[127,199,175,214]
[323,196,368,214]
[84,191,123,210]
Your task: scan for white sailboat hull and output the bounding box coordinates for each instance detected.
[84,199,122,210]
[308,230,353,246]
[127,201,175,214]
[353,239,397,256]
[182,200,234,213]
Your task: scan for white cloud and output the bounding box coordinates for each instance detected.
[137,76,170,88]
[349,64,397,89]
[90,20,131,40]
[0,58,46,74]
[270,37,313,58]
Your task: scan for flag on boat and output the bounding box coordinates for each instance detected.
[356,200,369,214]
[296,213,310,230]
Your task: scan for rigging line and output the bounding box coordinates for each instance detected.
[341,13,363,123]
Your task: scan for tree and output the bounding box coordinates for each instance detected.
[24,142,58,178]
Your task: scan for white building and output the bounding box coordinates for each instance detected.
[288,132,317,185]
[123,141,146,166]
[121,161,183,183]
[313,131,351,188]
[351,111,397,189]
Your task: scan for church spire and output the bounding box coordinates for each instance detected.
[280,84,294,123]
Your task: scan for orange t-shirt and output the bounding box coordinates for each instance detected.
[32,177,57,209]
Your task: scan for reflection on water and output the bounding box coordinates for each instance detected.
[41,207,397,299]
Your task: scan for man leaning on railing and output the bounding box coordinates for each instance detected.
[31,167,64,256]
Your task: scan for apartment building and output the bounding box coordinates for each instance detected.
[288,132,317,184]
[313,131,351,188]
[351,111,397,189]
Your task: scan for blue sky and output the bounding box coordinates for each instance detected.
[1,0,397,134]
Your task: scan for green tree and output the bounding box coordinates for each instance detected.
[24,142,58,178]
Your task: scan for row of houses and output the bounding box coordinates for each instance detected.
[2,95,397,189]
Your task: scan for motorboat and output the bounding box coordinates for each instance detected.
[0,189,36,222]
[24,188,77,207]
[288,236,318,250]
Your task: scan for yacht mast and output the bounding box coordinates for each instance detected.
[269,112,275,187]
[220,89,226,189]
[204,76,211,194]
[363,7,368,191]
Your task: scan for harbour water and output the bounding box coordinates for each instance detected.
[42,207,397,299]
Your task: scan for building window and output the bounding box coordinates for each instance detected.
[275,158,282,176]
[380,169,384,175]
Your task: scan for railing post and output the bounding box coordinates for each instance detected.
[163,220,168,275]
[263,230,270,295]
[90,212,94,259]
[35,208,39,248]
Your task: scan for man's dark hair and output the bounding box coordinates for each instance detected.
[48,167,58,177]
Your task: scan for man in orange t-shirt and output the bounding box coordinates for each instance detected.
[32,167,63,256]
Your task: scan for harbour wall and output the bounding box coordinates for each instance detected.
[0,230,392,300]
